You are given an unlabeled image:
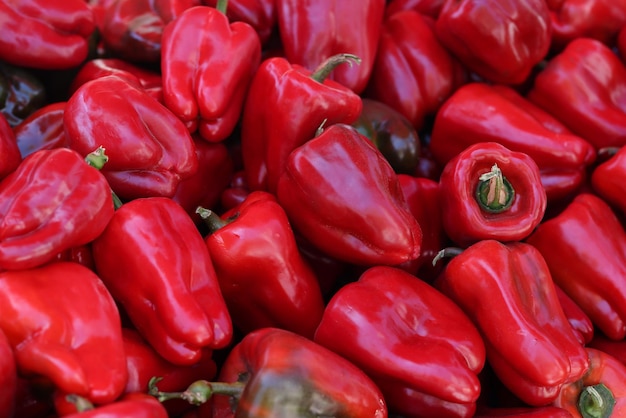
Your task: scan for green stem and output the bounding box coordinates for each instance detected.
[65,394,95,412]
[149,377,245,406]
[196,206,229,233]
[310,54,361,83]
[432,247,464,266]
[578,384,615,418]
[84,146,123,210]
[216,0,228,14]
[475,164,515,213]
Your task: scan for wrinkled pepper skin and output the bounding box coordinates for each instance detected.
[211,328,388,418]
[526,193,626,341]
[161,5,261,142]
[548,0,626,51]
[13,102,68,158]
[0,262,127,404]
[434,0,551,85]
[202,0,276,44]
[276,124,422,266]
[92,197,232,365]
[438,142,547,247]
[0,330,16,418]
[591,146,626,215]
[430,83,596,201]
[276,0,385,94]
[366,10,465,132]
[63,393,169,418]
[240,55,362,194]
[553,348,626,418]
[0,113,21,179]
[202,191,325,338]
[435,240,589,406]
[527,38,626,150]
[0,0,95,70]
[0,148,114,271]
[64,76,198,201]
[314,266,486,418]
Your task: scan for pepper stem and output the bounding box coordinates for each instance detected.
[149,377,245,406]
[310,54,361,83]
[475,164,515,213]
[196,206,229,233]
[84,146,123,210]
[65,394,95,412]
[578,383,615,418]
[215,0,228,14]
[432,247,464,266]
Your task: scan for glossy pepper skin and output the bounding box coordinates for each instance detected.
[202,0,276,44]
[0,330,16,418]
[161,5,261,142]
[527,38,626,150]
[434,0,551,85]
[276,0,385,94]
[475,406,573,417]
[548,0,626,51]
[276,123,422,266]
[366,10,466,132]
[590,146,626,215]
[13,102,68,158]
[435,240,589,406]
[92,197,232,366]
[0,62,47,127]
[526,193,626,341]
[0,0,95,70]
[430,83,596,201]
[210,328,388,417]
[0,113,21,179]
[0,262,127,404]
[201,191,325,338]
[63,393,169,418]
[553,348,626,418]
[64,76,198,201]
[438,142,547,247]
[314,266,486,418]
[0,148,114,271]
[240,55,362,194]
[556,285,594,346]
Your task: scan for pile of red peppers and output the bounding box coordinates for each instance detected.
[4,0,626,417]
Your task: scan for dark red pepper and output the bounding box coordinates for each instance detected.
[13,102,68,158]
[62,393,169,418]
[0,329,17,418]
[385,0,444,18]
[0,113,22,179]
[201,0,277,45]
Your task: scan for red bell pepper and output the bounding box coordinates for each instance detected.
[0,113,22,179]
[13,102,68,158]
[0,0,95,70]
[526,193,626,341]
[0,147,114,271]
[438,142,547,247]
[590,146,626,215]
[99,0,199,63]
[52,244,96,271]
[240,53,363,193]
[314,266,486,418]
[385,0,444,18]
[151,327,388,417]
[276,0,385,94]
[161,4,261,142]
[0,62,47,127]
[434,0,551,85]
[276,123,422,266]
[198,191,325,338]
[475,406,573,417]
[556,285,595,346]
[435,240,589,406]
[64,75,198,201]
[553,348,626,418]
[430,83,596,201]
[0,330,16,418]
[201,0,276,45]
[62,393,169,418]
[588,335,626,368]
[219,169,250,211]
[366,10,466,132]
[0,262,127,404]
[92,197,232,365]
[548,0,626,51]
[527,38,626,150]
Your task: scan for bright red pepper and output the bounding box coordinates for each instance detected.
[201,0,276,45]
[590,146,626,215]
[548,0,626,51]
[385,0,444,18]
[438,142,547,247]
[62,393,169,418]
[527,38,626,150]
[99,0,199,63]
[0,0,95,70]
[430,83,596,201]
[435,240,589,406]
[0,148,114,271]
[64,76,198,201]
[0,329,16,418]
[199,191,325,338]
[0,262,127,404]
[152,327,388,417]
[240,54,363,193]
[0,113,22,179]
[161,5,261,142]
[556,285,595,346]
[13,102,68,158]
[366,10,466,131]
[434,0,551,85]
[276,123,422,266]
[553,348,626,418]
[526,193,626,341]
[276,0,385,94]
[314,266,486,418]
[92,197,232,365]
